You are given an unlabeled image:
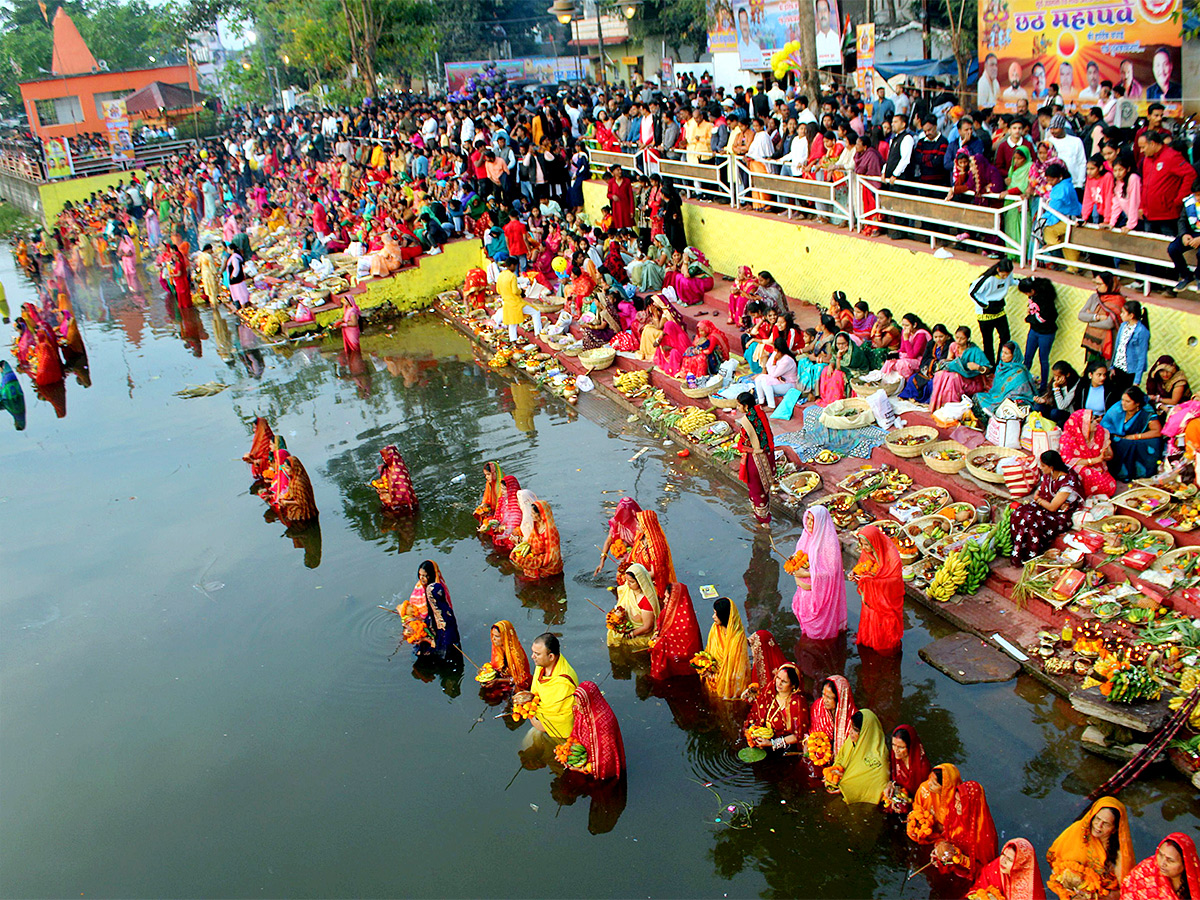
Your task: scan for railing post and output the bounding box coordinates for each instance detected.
[1019,198,1028,268]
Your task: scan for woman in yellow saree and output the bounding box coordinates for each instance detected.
[704,597,750,700]
[1046,796,1135,900]
[832,709,890,805]
[488,620,531,691]
[606,562,659,652]
[530,632,579,742]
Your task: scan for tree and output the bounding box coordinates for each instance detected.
[919,0,977,104]
[794,0,819,105]
[633,0,708,60]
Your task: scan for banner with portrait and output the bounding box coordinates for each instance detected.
[733,0,800,71]
[707,0,737,52]
[814,0,843,68]
[100,99,134,162]
[978,0,1182,116]
[855,22,875,96]
[42,136,73,180]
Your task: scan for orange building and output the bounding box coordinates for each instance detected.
[18,7,199,141]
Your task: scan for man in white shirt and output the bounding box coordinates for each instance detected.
[1046,114,1087,190]
[893,84,912,120]
[766,80,785,108]
[460,115,475,146]
[1078,61,1102,102]
[795,94,817,126]
[977,54,1000,109]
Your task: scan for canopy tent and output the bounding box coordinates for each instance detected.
[123,81,208,115]
[873,57,979,83]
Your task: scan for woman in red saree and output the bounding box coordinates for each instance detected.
[595,496,641,575]
[565,681,625,780]
[627,509,676,598]
[852,524,905,654]
[33,329,64,386]
[1122,833,1199,900]
[680,320,730,381]
[736,390,776,524]
[1059,409,1117,498]
[167,242,192,309]
[243,417,275,480]
[372,445,418,513]
[971,838,1047,900]
[653,318,690,377]
[276,455,319,525]
[650,582,703,680]
[885,724,930,814]
[746,629,789,695]
[484,474,523,551]
[511,497,564,580]
[935,779,999,882]
[809,674,858,756]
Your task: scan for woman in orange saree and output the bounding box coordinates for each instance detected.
[852,524,905,654]
[809,674,858,756]
[628,509,676,598]
[1122,833,1199,900]
[473,461,504,524]
[276,455,319,525]
[971,838,1047,900]
[649,583,703,680]
[703,597,750,700]
[1046,796,1135,900]
[371,445,418,513]
[511,496,564,580]
[32,329,63,387]
[934,779,998,882]
[487,620,532,691]
[243,417,275,481]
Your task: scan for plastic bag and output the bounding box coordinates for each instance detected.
[865,389,895,430]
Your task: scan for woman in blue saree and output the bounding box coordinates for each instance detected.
[975,342,1037,415]
[1100,385,1163,481]
[414,560,461,662]
[0,361,26,431]
[900,324,953,403]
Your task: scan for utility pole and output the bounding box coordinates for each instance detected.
[595,1,606,86]
[922,0,931,58]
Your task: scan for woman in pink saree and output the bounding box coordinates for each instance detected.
[336,295,361,353]
[662,247,714,306]
[653,319,690,377]
[790,506,848,639]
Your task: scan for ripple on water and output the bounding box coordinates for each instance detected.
[687,730,761,793]
[331,601,413,708]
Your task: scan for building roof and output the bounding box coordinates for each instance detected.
[51,7,98,76]
[123,81,208,114]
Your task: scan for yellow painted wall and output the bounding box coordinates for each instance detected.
[313,237,483,327]
[39,170,146,226]
[583,181,1200,374]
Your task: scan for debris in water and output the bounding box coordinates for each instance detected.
[174,382,229,398]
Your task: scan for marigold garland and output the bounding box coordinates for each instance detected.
[805,731,832,767]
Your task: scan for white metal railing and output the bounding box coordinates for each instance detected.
[588,147,644,177]
[855,175,1029,266]
[733,158,853,226]
[1030,216,1177,295]
[659,153,734,205]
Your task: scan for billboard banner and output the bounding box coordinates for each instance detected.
[42,136,73,180]
[101,99,134,161]
[444,58,585,93]
[978,0,1182,116]
[855,23,875,96]
[707,0,737,52]
[732,0,800,71]
[814,0,843,68]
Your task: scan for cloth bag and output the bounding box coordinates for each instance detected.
[1000,456,1038,497]
[986,415,1023,449]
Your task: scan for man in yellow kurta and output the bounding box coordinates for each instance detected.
[496,257,532,342]
[529,632,577,742]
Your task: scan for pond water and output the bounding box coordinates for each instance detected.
[0,252,1195,899]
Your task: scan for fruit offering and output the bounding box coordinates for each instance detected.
[893,434,933,447]
[606,607,634,633]
[475,662,498,683]
[814,449,841,464]
[555,741,591,772]
[822,765,845,792]
[745,725,774,745]
[929,550,969,602]
[614,369,650,394]
[678,407,716,435]
[511,692,540,720]
[690,650,719,679]
[925,448,964,462]
[970,452,1006,474]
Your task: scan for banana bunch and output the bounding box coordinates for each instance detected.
[1168,668,1200,728]
[678,408,716,435]
[928,550,968,602]
[992,507,1014,556]
[960,536,996,595]
[615,370,650,394]
[1107,666,1162,704]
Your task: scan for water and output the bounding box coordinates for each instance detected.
[0,252,1194,898]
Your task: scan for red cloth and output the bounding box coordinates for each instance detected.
[809,673,857,755]
[169,244,192,309]
[1122,833,1200,900]
[971,838,1047,900]
[244,417,274,480]
[491,475,523,551]
[503,219,528,256]
[1141,145,1195,221]
[33,332,63,386]
[856,524,905,653]
[749,630,789,687]
[943,781,999,882]
[650,583,703,680]
[569,681,625,780]
[607,175,635,229]
[889,723,932,800]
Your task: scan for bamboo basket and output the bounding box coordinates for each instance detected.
[851,375,903,397]
[1084,515,1143,544]
[965,446,1027,485]
[922,441,969,474]
[681,378,722,399]
[885,425,939,458]
[710,395,740,409]
[526,298,565,314]
[780,470,822,501]
[1111,487,1175,518]
[579,346,616,370]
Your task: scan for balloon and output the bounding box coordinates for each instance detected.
[551,256,569,275]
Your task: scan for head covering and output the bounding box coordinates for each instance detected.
[982,838,1048,900]
[976,344,1037,410]
[749,630,788,688]
[495,474,523,530]
[570,681,626,780]
[949,781,1000,881]
[889,724,932,799]
[859,524,904,582]
[1050,114,1068,130]
[1048,796,1136,889]
[516,488,539,540]
[697,319,731,358]
[705,597,750,700]
[490,619,531,690]
[608,496,642,545]
[630,509,676,596]
[1061,409,1110,467]
[650,583,704,680]
[924,762,962,824]
[834,709,890,804]
[811,674,858,755]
